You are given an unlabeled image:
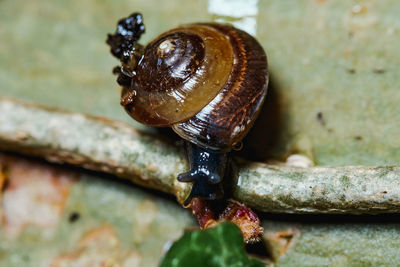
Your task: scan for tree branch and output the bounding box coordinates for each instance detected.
[0,97,399,214]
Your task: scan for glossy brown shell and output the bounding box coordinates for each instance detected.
[122,24,235,126]
[122,23,268,151]
[173,24,268,150]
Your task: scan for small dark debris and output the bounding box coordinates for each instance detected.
[348,31,354,38]
[112,66,121,75]
[354,136,363,141]
[382,191,387,194]
[106,13,145,60]
[316,112,326,126]
[22,255,30,262]
[68,212,81,223]
[346,68,356,74]
[246,238,270,258]
[277,232,294,242]
[373,67,385,74]
[113,66,132,86]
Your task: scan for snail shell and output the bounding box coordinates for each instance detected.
[121,23,268,151]
[108,13,269,203]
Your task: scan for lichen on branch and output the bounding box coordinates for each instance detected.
[1,97,399,214]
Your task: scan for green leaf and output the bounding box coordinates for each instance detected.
[160,222,264,267]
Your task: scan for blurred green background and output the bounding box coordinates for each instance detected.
[1,0,400,266]
[1,0,399,166]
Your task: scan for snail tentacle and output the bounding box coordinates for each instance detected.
[179,142,228,205]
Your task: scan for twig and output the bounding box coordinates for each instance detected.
[1,97,400,214]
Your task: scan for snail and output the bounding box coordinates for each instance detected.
[106,13,268,205]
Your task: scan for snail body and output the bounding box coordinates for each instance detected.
[107,13,268,204]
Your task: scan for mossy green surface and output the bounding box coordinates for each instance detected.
[0,172,195,267]
[263,221,400,267]
[257,1,400,166]
[0,0,207,132]
[1,0,399,165]
[1,0,400,266]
